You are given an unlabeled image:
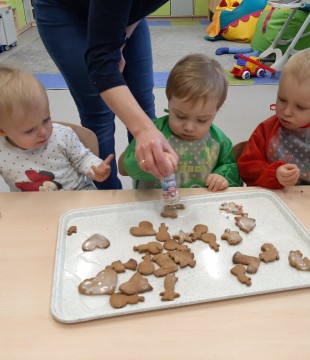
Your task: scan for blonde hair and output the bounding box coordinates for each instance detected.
[166,54,228,109]
[281,49,310,83]
[0,64,48,125]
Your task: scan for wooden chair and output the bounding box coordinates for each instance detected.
[118,151,128,176]
[54,121,99,156]
[233,141,247,161]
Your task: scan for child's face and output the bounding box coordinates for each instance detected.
[276,73,310,129]
[168,95,219,141]
[1,100,52,150]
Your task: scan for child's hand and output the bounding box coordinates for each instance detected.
[276,163,300,187]
[205,174,229,192]
[88,154,114,182]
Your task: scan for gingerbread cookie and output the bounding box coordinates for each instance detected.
[163,238,189,252]
[235,214,256,233]
[221,228,243,245]
[259,243,279,263]
[232,251,260,274]
[78,268,117,295]
[220,202,244,215]
[130,221,157,237]
[288,250,310,271]
[133,241,163,255]
[231,264,251,286]
[161,203,185,219]
[192,224,208,241]
[119,272,153,295]
[137,254,155,275]
[173,230,193,244]
[160,273,180,301]
[106,258,137,273]
[156,223,171,242]
[169,249,196,268]
[67,225,77,235]
[152,253,178,277]
[82,234,110,251]
[110,293,144,309]
[200,232,219,252]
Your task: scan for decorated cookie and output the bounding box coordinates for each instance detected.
[221,228,243,245]
[173,230,193,244]
[259,243,279,263]
[220,202,244,215]
[119,272,153,295]
[232,251,260,274]
[133,241,163,255]
[82,234,110,251]
[110,293,144,309]
[231,264,251,286]
[160,273,180,301]
[78,268,117,295]
[235,214,256,233]
[67,225,77,235]
[288,250,310,271]
[130,221,157,237]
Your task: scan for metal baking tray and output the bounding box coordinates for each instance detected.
[51,189,310,323]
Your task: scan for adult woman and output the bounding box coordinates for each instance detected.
[33,0,178,189]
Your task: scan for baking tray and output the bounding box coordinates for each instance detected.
[51,189,310,323]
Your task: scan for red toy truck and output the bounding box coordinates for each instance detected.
[231,54,276,79]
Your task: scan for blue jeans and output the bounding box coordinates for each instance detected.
[33,0,156,189]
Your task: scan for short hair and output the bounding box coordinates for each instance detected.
[0,64,48,124]
[165,53,228,109]
[281,49,310,83]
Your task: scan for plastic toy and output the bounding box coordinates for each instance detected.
[206,0,268,42]
[230,54,276,79]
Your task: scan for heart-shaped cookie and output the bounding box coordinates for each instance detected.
[130,221,157,237]
[82,234,110,251]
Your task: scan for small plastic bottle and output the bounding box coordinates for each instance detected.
[161,173,180,204]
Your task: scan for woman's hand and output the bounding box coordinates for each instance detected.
[135,127,178,179]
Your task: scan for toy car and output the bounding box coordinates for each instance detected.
[231,54,276,79]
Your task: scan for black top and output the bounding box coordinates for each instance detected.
[58,0,168,92]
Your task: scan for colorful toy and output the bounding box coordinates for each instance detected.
[230,54,276,79]
[206,0,268,42]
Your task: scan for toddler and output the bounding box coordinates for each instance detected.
[238,49,310,188]
[122,54,240,191]
[0,65,113,191]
